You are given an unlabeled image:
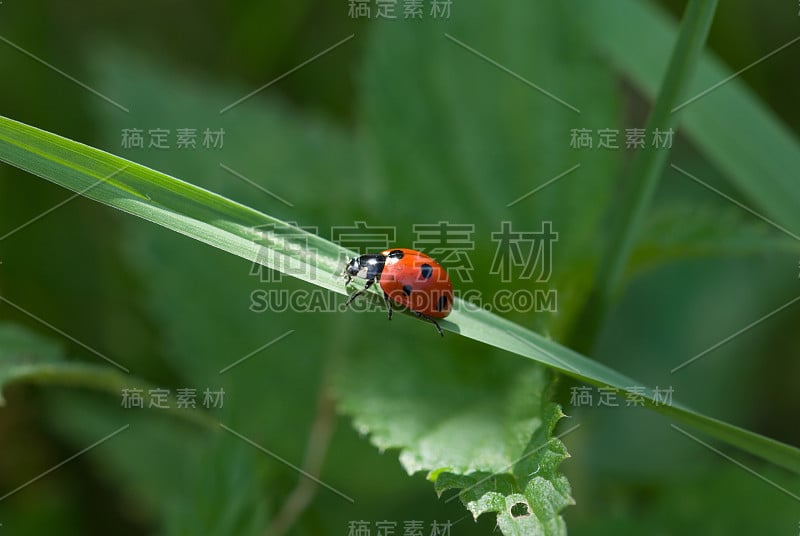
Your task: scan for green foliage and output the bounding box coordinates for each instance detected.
[588,0,800,233]
[1,43,797,479]
[0,323,217,427]
[568,465,800,534]
[630,204,800,276]
[359,2,621,338]
[338,350,573,533]
[0,324,62,405]
[572,0,719,352]
[435,404,573,536]
[1,0,800,534]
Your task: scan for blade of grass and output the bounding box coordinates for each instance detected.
[588,0,800,237]
[569,0,718,354]
[1,114,798,474]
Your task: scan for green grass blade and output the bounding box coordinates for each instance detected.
[589,0,800,235]
[571,0,718,353]
[0,116,348,294]
[1,114,798,474]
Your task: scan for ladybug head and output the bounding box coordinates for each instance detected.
[343,254,386,282]
[344,257,361,278]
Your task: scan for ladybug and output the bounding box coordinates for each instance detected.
[344,248,453,336]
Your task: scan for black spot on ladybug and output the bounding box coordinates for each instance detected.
[402,284,413,296]
[388,249,404,259]
[420,263,433,279]
[436,294,449,312]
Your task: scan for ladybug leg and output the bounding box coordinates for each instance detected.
[413,312,444,337]
[383,292,393,320]
[344,278,375,307]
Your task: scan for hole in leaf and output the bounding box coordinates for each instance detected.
[510,501,530,518]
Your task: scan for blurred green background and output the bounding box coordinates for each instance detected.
[1,1,799,535]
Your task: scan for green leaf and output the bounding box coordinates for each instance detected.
[338,355,548,476]
[43,390,214,526]
[159,436,270,536]
[629,203,800,276]
[0,322,217,428]
[0,322,226,526]
[433,403,573,536]
[1,113,798,477]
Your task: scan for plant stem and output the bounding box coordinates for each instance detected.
[264,319,348,536]
[568,0,719,354]
[265,388,337,536]
[6,363,220,430]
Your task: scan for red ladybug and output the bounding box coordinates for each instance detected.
[344,248,453,336]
